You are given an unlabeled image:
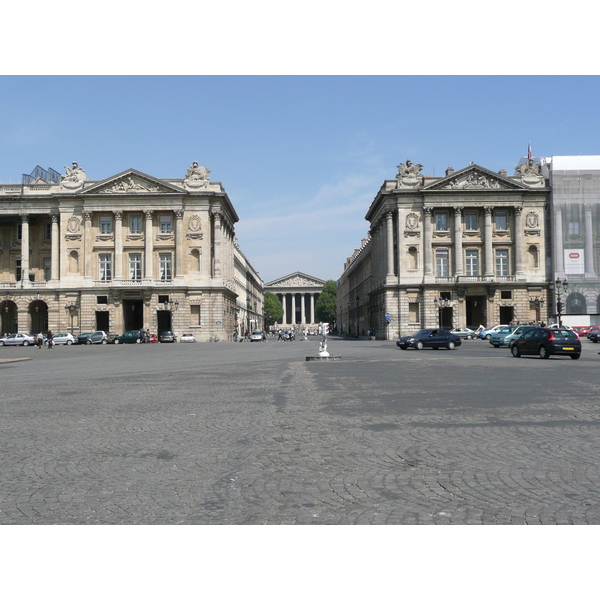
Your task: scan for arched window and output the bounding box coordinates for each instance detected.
[69,250,79,273]
[528,245,539,269]
[566,292,586,314]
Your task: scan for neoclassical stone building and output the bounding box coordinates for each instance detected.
[338,160,551,339]
[0,162,263,341]
[264,272,324,328]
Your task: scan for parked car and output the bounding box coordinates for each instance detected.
[180,332,196,343]
[86,331,109,344]
[489,326,518,347]
[159,331,177,343]
[112,330,143,344]
[503,325,541,349]
[572,326,591,337]
[478,325,510,340]
[0,333,36,346]
[396,329,461,350]
[587,325,600,339]
[250,330,265,342]
[450,327,477,340]
[50,332,76,346]
[589,331,600,343]
[511,327,581,360]
[77,332,94,345]
[147,333,158,343]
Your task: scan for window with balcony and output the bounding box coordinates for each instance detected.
[465,249,479,276]
[129,253,142,280]
[99,216,112,234]
[495,249,509,276]
[130,215,142,234]
[99,253,112,281]
[436,248,449,277]
[160,215,172,234]
[159,253,172,280]
[435,211,448,231]
[494,211,508,231]
[465,211,478,231]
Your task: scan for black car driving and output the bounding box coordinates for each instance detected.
[511,327,581,359]
[396,329,462,350]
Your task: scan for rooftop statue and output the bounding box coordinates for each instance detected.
[516,158,542,177]
[396,159,423,188]
[184,161,211,189]
[60,161,88,189]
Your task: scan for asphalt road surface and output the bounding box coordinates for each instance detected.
[2,335,600,524]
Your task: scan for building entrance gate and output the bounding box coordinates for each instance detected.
[123,299,143,332]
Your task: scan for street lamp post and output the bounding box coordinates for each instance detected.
[65,302,78,335]
[549,278,568,327]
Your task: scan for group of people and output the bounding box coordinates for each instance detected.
[138,329,151,343]
[36,331,52,349]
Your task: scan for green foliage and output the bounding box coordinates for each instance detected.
[315,280,338,323]
[263,291,283,328]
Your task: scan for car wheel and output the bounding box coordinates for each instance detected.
[485,334,492,340]
[23,341,30,346]
[87,340,92,345]
[415,340,424,350]
[102,339,107,344]
[136,339,141,344]
[448,341,456,350]
[511,345,521,358]
[570,354,580,360]
[539,345,549,359]
[0,341,4,346]
[114,339,120,344]
[67,340,73,345]
[467,335,472,340]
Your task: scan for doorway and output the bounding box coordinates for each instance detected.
[96,311,110,332]
[123,299,143,331]
[156,310,172,335]
[466,295,487,329]
[499,306,514,324]
[439,307,453,329]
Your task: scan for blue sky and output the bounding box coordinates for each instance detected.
[2,75,600,284]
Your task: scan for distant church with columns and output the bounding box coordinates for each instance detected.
[264,272,325,327]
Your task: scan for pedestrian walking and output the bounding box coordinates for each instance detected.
[46,330,53,349]
[36,332,43,349]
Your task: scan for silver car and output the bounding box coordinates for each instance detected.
[50,333,76,346]
[0,333,36,346]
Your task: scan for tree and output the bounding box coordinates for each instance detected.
[263,291,283,328]
[315,280,338,324]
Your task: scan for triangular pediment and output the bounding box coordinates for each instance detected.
[265,272,326,288]
[82,169,184,195]
[422,164,528,191]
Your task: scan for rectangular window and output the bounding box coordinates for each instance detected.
[191,305,201,326]
[501,290,512,300]
[436,248,449,277]
[160,215,172,234]
[129,253,142,280]
[568,221,580,235]
[465,249,479,276]
[408,302,419,323]
[496,249,509,276]
[97,296,108,304]
[130,215,142,234]
[99,216,112,234]
[15,258,21,281]
[159,253,172,280]
[44,257,51,281]
[495,211,508,231]
[465,211,478,231]
[99,253,112,281]
[435,212,448,231]
[45,222,52,240]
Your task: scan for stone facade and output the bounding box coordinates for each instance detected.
[264,272,324,329]
[338,161,551,339]
[0,163,263,341]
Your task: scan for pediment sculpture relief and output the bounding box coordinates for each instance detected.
[442,172,505,190]
[98,176,161,194]
[276,276,322,288]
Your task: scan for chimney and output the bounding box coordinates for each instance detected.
[445,167,454,176]
[498,169,507,177]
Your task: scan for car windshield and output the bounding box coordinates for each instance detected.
[554,330,578,339]
[411,330,429,337]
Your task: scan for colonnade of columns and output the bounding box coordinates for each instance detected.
[276,292,320,325]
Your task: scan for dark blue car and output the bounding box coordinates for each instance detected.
[396,329,462,350]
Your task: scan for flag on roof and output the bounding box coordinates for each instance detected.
[527,141,532,160]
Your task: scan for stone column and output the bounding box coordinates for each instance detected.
[585,205,596,279]
[212,210,222,278]
[291,293,296,325]
[453,206,463,276]
[83,210,93,280]
[484,206,494,277]
[423,207,433,277]
[50,213,59,281]
[281,294,287,325]
[174,209,184,279]
[514,206,524,278]
[301,292,306,324]
[554,205,565,278]
[386,211,395,282]
[310,293,315,325]
[113,210,123,280]
[144,210,154,280]
[20,214,30,286]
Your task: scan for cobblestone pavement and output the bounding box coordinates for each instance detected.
[1,336,600,524]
